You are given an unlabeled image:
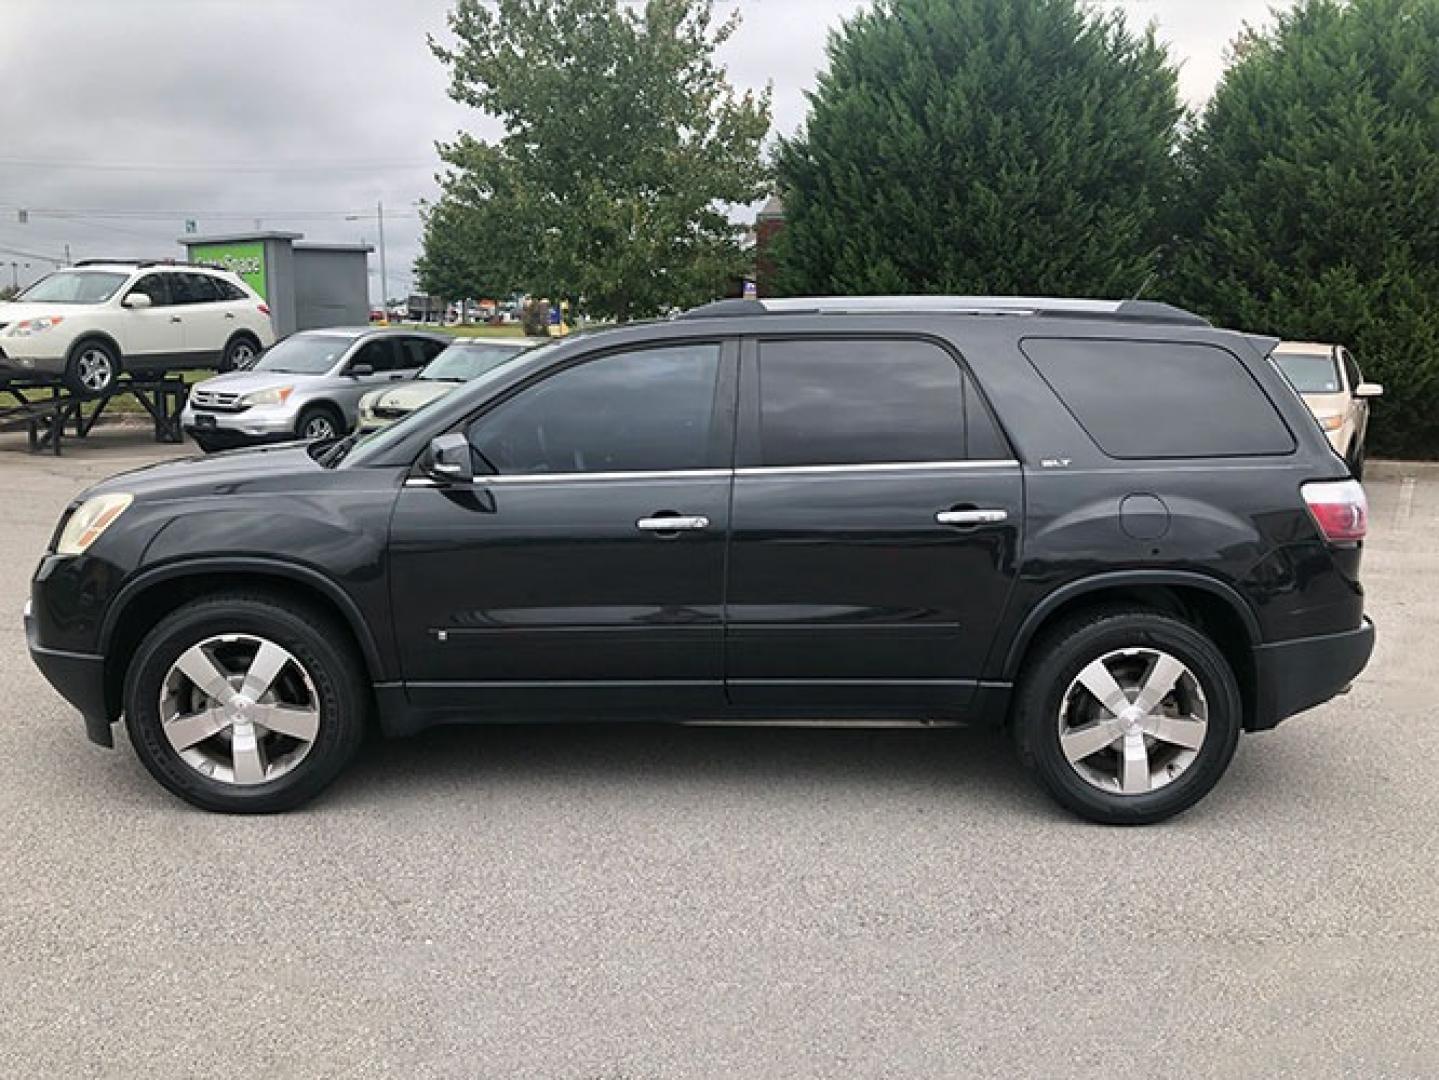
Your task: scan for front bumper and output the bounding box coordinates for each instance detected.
[182,403,300,445]
[25,600,114,747]
[1250,617,1375,731]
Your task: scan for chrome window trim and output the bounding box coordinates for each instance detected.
[403,459,1019,488]
[736,459,1019,477]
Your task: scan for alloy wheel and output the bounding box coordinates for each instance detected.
[1056,647,1209,795]
[77,349,114,392]
[303,415,337,440]
[230,342,256,367]
[159,633,321,785]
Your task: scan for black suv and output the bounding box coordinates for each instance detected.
[26,297,1375,823]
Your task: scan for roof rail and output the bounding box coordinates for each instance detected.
[71,258,228,272]
[678,295,1209,327]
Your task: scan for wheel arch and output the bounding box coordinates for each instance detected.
[999,572,1261,726]
[224,328,262,354]
[67,330,124,364]
[99,558,387,720]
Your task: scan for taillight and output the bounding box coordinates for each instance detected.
[257,303,270,316]
[1302,479,1368,543]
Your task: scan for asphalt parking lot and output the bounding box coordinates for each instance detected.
[1,427,1437,1078]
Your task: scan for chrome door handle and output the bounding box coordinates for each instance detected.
[936,509,1008,526]
[637,515,710,532]
[169,315,183,323]
[224,311,236,319]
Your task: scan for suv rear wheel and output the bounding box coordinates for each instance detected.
[1013,609,1241,825]
[122,593,368,813]
[65,339,120,397]
[220,334,260,373]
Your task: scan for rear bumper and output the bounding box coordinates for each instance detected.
[25,601,114,747]
[1250,617,1375,731]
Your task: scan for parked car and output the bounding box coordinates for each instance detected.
[181,326,449,451]
[27,296,1373,822]
[1272,341,1382,477]
[356,336,547,431]
[0,261,274,395]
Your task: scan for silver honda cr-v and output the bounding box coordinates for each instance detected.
[181,326,449,452]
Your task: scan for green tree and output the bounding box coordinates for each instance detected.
[425,0,772,321]
[1169,0,1439,457]
[773,0,1183,297]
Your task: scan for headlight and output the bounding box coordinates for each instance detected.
[1316,414,1345,432]
[8,316,65,337]
[56,493,133,556]
[239,386,293,407]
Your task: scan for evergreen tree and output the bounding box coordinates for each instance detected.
[1170,0,1439,456]
[773,0,1183,298]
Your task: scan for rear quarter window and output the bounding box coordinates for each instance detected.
[1020,337,1295,459]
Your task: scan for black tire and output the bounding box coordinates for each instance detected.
[122,592,369,813]
[220,334,261,373]
[296,404,344,442]
[1012,608,1242,826]
[64,338,121,397]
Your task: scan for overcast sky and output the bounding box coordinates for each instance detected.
[0,0,1274,299]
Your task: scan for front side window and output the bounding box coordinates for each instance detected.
[349,339,400,372]
[17,270,128,304]
[753,338,999,466]
[175,273,221,304]
[467,343,722,475]
[125,274,170,306]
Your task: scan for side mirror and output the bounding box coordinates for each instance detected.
[1355,382,1384,399]
[122,293,152,309]
[348,362,375,378]
[426,433,474,483]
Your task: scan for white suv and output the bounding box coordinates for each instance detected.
[0,261,275,395]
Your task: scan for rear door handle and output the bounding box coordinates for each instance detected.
[637,515,709,532]
[169,315,183,323]
[224,311,236,319]
[936,509,1008,526]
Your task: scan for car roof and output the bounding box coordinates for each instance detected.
[679,295,1211,327]
[447,336,550,347]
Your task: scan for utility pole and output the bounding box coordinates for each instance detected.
[64,243,72,267]
[377,199,389,321]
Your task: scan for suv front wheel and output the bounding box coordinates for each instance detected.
[1013,609,1242,825]
[65,339,121,397]
[122,592,368,813]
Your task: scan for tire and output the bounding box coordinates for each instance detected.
[220,334,260,373]
[1012,608,1242,826]
[65,339,121,397]
[296,404,344,442]
[122,592,369,813]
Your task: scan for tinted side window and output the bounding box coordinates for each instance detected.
[402,338,440,367]
[183,273,221,303]
[755,339,976,466]
[1021,338,1295,458]
[211,276,247,301]
[468,344,722,475]
[348,340,395,372]
[126,274,169,306]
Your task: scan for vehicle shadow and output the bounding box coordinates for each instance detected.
[328,720,1059,820]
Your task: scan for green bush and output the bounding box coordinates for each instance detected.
[1168,0,1439,457]
[772,0,1184,298]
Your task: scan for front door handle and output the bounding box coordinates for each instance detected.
[169,315,183,323]
[936,508,1008,526]
[224,311,236,319]
[637,515,709,532]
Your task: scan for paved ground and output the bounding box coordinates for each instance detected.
[1,428,1437,1078]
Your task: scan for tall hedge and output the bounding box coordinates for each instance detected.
[772,0,1184,298]
[1169,0,1439,456]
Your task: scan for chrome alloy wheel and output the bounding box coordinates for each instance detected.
[159,634,321,785]
[303,415,337,440]
[229,341,257,367]
[1057,648,1209,795]
[76,348,115,392]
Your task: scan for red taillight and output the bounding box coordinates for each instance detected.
[257,303,270,316]
[1302,479,1368,543]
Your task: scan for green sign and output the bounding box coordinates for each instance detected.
[190,241,267,299]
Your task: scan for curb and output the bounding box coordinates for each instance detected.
[1365,459,1439,480]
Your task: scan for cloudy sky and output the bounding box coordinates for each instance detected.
[0,0,1273,299]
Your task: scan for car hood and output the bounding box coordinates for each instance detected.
[88,443,322,502]
[0,301,84,325]
[366,379,458,412]
[192,369,335,395]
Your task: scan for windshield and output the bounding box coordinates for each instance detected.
[1274,351,1342,394]
[252,334,355,375]
[420,342,528,382]
[340,339,571,468]
[16,270,128,304]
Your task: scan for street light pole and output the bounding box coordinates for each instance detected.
[377,200,388,322]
